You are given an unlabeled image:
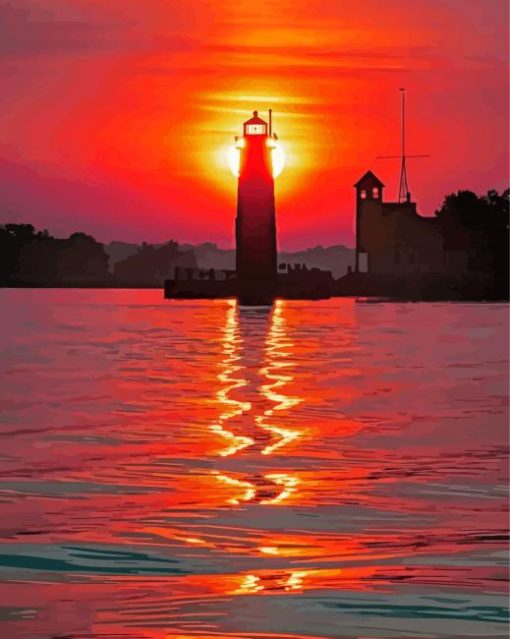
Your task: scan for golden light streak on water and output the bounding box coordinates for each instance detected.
[259,546,280,555]
[233,570,310,595]
[210,300,255,457]
[255,300,303,476]
[260,473,300,505]
[285,571,308,592]
[211,470,256,505]
[257,301,303,458]
[234,574,264,594]
[209,302,302,507]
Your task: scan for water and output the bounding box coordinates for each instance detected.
[0,289,508,639]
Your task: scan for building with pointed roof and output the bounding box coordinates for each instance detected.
[354,170,445,276]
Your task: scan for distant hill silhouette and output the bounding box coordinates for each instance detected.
[105,241,144,266]
[113,241,196,286]
[105,241,356,280]
[279,245,355,279]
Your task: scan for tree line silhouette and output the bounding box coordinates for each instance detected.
[0,224,196,287]
[0,225,111,286]
[0,188,508,296]
[434,189,508,298]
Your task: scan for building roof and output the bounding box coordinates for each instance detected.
[244,110,267,125]
[354,170,385,188]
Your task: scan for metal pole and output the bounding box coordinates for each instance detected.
[401,88,405,159]
[399,88,407,202]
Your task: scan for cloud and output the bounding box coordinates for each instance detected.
[201,41,455,74]
[0,1,114,58]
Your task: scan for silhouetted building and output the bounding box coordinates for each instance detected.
[354,171,444,276]
[235,111,277,304]
[345,170,509,299]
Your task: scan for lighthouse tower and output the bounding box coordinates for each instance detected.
[235,110,277,305]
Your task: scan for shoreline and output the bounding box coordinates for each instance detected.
[1,283,507,303]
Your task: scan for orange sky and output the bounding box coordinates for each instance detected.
[0,0,508,249]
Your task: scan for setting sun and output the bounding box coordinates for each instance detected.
[227,139,286,178]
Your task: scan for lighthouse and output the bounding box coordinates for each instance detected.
[164,111,334,302]
[235,110,278,305]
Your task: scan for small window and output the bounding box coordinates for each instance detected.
[372,187,379,198]
[359,252,368,272]
[246,124,266,135]
[360,189,367,199]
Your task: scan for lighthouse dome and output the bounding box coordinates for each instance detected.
[243,110,268,136]
[244,110,267,125]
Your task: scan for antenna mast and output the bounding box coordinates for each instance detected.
[399,88,410,203]
[376,88,430,203]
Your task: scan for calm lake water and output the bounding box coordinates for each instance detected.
[0,289,508,639]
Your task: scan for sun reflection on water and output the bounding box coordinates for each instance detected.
[234,570,309,595]
[209,299,255,457]
[211,300,303,508]
[211,470,257,505]
[257,300,303,456]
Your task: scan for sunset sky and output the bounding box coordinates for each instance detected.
[0,0,508,249]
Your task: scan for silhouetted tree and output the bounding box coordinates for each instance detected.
[113,240,196,285]
[18,234,61,284]
[0,224,39,282]
[57,232,110,283]
[0,224,110,285]
[436,189,509,297]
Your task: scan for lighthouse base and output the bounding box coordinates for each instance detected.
[237,291,275,306]
[237,278,276,306]
[164,266,334,303]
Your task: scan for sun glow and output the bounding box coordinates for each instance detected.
[227,140,243,178]
[270,140,286,178]
[227,139,285,178]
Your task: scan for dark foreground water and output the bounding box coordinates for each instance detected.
[0,289,508,639]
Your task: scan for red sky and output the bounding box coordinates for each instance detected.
[0,0,508,249]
